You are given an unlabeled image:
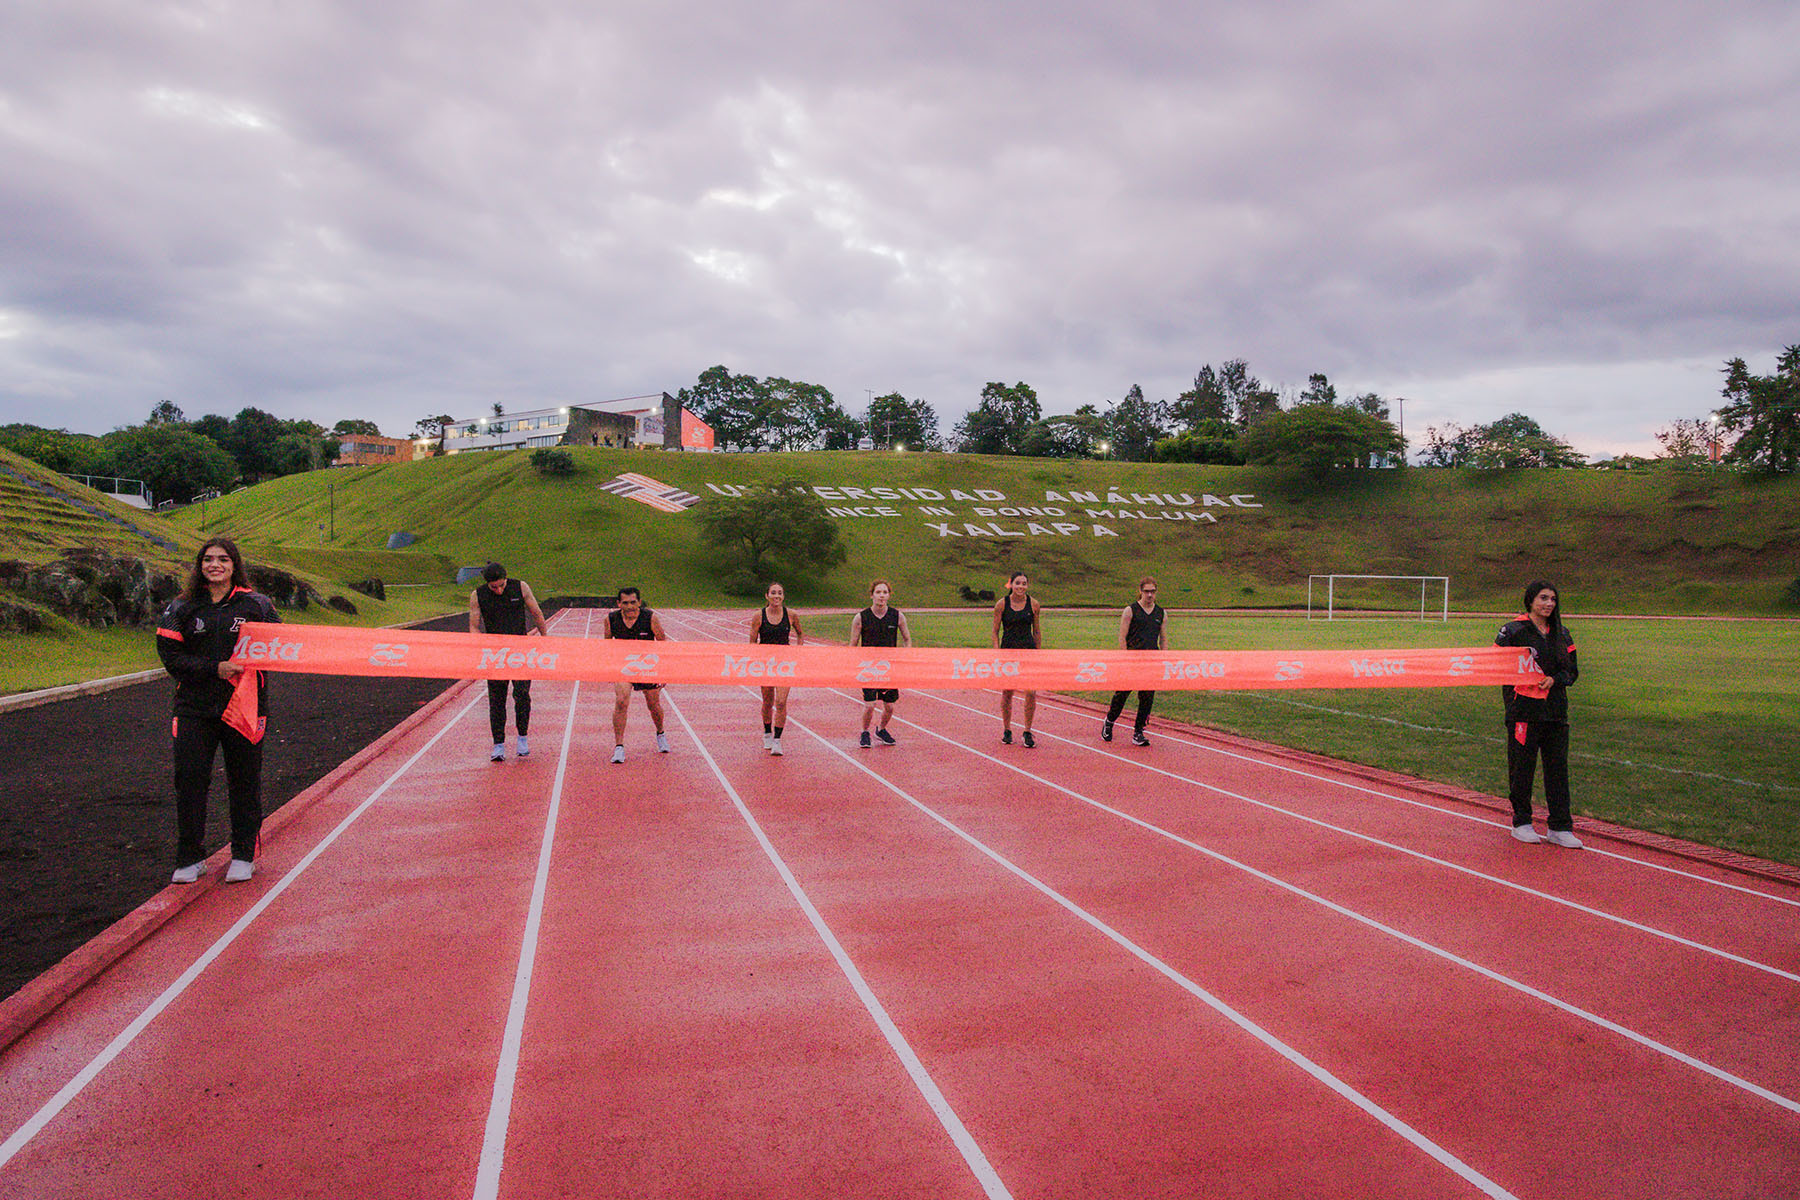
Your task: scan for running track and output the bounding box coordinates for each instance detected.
[2,608,1796,1199]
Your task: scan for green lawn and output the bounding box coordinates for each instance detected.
[906,610,1800,866]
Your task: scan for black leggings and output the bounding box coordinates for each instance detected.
[1106,690,1156,732]
[488,678,532,743]
[1507,720,1572,832]
[173,714,263,865]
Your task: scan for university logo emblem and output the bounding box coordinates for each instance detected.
[600,472,700,513]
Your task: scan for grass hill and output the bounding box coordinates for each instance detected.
[157,448,1800,616]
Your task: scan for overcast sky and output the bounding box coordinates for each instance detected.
[2,0,1795,457]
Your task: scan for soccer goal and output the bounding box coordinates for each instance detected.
[1306,575,1449,621]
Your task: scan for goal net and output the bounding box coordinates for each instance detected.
[1306,575,1449,621]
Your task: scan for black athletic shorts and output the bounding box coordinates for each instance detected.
[861,687,900,704]
[630,682,663,693]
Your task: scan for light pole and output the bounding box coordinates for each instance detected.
[1097,439,1110,460]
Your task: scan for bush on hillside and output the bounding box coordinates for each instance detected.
[531,448,576,477]
[694,478,847,588]
[1783,578,1800,608]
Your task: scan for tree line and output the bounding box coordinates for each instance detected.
[682,341,1799,476]
[0,403,381,505]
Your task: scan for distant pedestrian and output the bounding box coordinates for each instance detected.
[1496,580,1582,848]
[155,537,279,885]
[1104,577,1165,747]
[850,579,911,747]
[605,586,669,762]
[469,562,551,762]
[992,570,1042,747]
[749,582,805,756]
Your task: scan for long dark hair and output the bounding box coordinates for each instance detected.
[1522,579,1568,670]
[184,536,251,602]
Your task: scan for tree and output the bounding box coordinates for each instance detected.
[1297,373,1337,406]
[492,402,505,419]
[1172,366,1231,430]
[332,419,383,437]
[1718,346,1800,473]
[1220,359,1280,427]
[953,381,1041,454]
[1102,384,1171,461]
[222,407,287,481]
[762,377,855,451]
[146,400,186,427]
[865,392,940,450]
[1153,420,1243,465]
[679,366,771,452]
[1653,418,1720,463]
[693,479,848,588]
[0,424,109,476]
[100,425,237,504]
[1348,392,1391,420]
[1238,406,1403,478]
[1420,414,1585,468]
[1018,411,1105,458]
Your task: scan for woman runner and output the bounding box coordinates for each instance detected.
[748,581,805,756]
[155,537,280,884]
[991,570,1042,746]
[1495,580,1582,848]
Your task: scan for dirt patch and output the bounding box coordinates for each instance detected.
[0,615,469,1001]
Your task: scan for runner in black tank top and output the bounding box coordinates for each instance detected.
[748,582,806,756]
[603,587,669,762]
[468,563,550,762]
[991,571,1043,747]
[1105,577,1167,746]
[850,580,911,747]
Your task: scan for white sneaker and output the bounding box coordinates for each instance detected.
[171,861,207,885]
[490,743,506,762]
[611,745,625,764]
[770,738,784,756]
[517,736,530,758]
[225,858,255,883]
[656,732,671,754]
[1511,824,1543,844]
[1545,830,1584,849]
[763,732,774,750]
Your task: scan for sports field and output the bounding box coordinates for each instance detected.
[3,606,1795,1199]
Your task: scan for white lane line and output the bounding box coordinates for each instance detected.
[471,679,585,1200]
[1042,697,1800,910]
[824,691,1800,1116]
[781,711,1520,1200]
[0,688,488,1168]
[913,689,1800,984]
[664,693,1014,1200]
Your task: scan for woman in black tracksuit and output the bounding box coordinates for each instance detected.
[155,537,280,884]
[1495,579,1581,848]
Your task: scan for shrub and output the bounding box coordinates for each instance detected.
[530,448,576,477]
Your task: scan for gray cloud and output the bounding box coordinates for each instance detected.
[1,0,1795,455]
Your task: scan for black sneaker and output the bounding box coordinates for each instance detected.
[1101,721,1114,743]
[859,732,872,749]
[874,727,897,746]
[1001,730,1013,745]
[1132,730,1151,747]
[1022,731,1035,748]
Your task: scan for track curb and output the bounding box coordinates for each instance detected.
[0,678,477,1055]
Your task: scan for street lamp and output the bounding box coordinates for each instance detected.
[1096,439,1110,459]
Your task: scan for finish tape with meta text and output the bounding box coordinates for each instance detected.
[226,622,1553,694]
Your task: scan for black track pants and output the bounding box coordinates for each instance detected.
[1106,690,1156,732]
[488,678,532,743]
[173,714,263,865]
[1506,720,1572,832]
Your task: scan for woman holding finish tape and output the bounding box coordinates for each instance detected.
[1495,579,1582,848]
[155,537,280,884]
[992,570,1042,746]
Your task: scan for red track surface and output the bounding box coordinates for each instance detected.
[3,608,1797,1199]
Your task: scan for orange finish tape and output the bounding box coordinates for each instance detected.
[227,622,1549,693]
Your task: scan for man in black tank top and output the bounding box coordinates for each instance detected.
[604,586,670,763]
[850,579,912,747]
[469,563,550,761]
[1104,577,1166,747]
